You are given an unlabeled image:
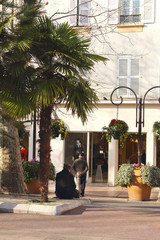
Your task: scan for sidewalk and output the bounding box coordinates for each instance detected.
[0,182,160,215]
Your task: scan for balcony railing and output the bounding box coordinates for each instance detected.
[120,14,141,24]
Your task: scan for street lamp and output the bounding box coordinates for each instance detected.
[110,86,160,165]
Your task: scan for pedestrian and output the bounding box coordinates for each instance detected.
[20,145,27,161]
[71,152,88,197]
[55,163,79,199]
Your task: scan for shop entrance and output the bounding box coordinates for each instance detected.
[65,132,87,166]
[90,132,108,183]
[65,132,108,183]
[118,133,146,167]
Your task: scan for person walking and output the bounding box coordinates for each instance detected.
[55,163,79,199]
[71,152,88,197]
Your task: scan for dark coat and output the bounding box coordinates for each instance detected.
[55,169,79,199]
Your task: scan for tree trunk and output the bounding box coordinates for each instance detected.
[0,118,26,193]
[39,106,52,202]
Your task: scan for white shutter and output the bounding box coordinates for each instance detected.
[70,0,77,26]
[79,0,90,26]
[118,56,140,97]
[131,58,139,76]
[119,79,128,96]
[130,78,140,96]
[118,58,128,96]
[141,0,155,23]
[119,59,128,76]
[107,0,119,24]
[130,58,140,96]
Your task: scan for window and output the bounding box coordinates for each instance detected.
[108,0,155,24]
[118,56,141,97]
[120,0,140,23]
[70,0,90,26]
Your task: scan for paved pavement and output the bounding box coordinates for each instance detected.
[0,182,160,215]
[1,183,160,240]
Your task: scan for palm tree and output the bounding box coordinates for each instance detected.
[1,1,107,201]
[0,0,32,193]
[28,17,107,202]
[0,0,42,193]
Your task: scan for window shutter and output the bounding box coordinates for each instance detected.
[107,0,119,24]
[119,59,128,76]
[130,58,140,96]
[118,58,128,96]
[141,0,155,23]
[70,0,77,26]
[130,78,140,96]
[119,79,128,96]
[118,56,140,97]
[131,58,139,76]
[79,0,90,26]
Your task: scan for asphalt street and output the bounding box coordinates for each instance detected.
[1,198,160,240]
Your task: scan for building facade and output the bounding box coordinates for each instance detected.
[26,0,160,185]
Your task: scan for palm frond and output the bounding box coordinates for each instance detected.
[65,77,99,123]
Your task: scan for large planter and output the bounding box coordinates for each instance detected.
[127,170,151,201]
[24,179,41,194]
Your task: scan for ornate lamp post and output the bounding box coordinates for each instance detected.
[110,86,160,165]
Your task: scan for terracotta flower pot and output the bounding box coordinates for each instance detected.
[127,170,151,201]
[24,179,41,194]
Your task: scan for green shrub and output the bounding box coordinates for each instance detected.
[115,163,134,187]
[22,160,56,183]
[141,165,160,187]
[22,160,39,183]
[116,163,160,188]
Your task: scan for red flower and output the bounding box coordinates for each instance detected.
[111,119,116,124]
[45,1,48,5]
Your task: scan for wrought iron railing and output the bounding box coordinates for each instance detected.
[120,14,141,24]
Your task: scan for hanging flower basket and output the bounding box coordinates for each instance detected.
[102,119,130,147]
[51,119,67,140]
[153,121,160,140]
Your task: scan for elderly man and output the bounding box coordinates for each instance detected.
[55,164,79,199]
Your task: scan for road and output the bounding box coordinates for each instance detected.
[1,199,160,240]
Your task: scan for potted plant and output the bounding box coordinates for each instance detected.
[102,119,131,147]
[22,159,55,193]
[153,121,160,139]
[22,159,40,193]
[116,163,160,200]
[51,119,67,140]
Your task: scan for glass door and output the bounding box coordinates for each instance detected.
[91,132,108,183]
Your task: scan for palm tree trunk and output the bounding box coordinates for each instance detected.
[1,119,26,193]
[39,106,52,202]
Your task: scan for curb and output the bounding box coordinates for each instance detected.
[0,198,91,215]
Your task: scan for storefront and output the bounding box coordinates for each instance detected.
[64,132,108,183]
[63,131,147,184]
[25,101,160,186]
